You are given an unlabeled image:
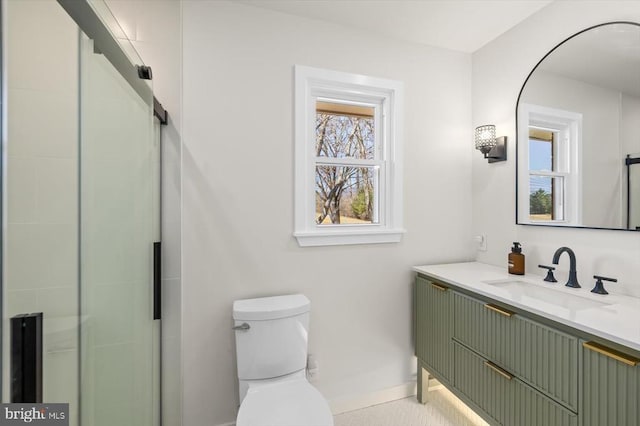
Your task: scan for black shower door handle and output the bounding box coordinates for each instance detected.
[10,312,43,403]
[153,241,161,320]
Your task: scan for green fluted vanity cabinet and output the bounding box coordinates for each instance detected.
[415,274,578,425]
[415,276,452,383]
[581,340,640,426]
[415,264,640,426]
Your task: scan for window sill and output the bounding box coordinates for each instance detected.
[294,228,405,247]
[519,220,573,226]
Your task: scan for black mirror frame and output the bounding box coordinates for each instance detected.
[515,21,640,232]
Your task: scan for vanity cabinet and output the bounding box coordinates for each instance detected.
[415,271,639,426]
[415,276,452,382]
[581,340,640,426]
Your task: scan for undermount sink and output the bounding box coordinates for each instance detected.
[482,279,610,311]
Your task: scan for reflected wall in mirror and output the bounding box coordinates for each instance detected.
[517,22,640,231]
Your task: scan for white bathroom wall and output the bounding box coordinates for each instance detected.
[103,2,183,425]
[473,1,640,297]
[181,1,474,424]
[3,1,79,421]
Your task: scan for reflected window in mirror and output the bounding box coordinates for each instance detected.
[519,103,581,226]
[529,129,561,221]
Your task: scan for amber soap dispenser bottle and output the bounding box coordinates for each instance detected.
[508,242,525,275]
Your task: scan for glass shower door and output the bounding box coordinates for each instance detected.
[79,32,160,426]
[3,2,160,425]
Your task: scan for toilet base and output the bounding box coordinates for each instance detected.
[236,376,333,426]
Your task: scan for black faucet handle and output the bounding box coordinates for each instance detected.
[538,265,557,283]
[594,275,617,282]
[591,275,618,295]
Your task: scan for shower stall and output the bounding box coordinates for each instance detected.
[1,0,166,425]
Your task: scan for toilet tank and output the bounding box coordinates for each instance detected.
[233,294,310,380]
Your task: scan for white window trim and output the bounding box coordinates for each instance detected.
[294,65,404,247]
[518,103,582,226]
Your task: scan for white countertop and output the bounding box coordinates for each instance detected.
[413,262,640,353]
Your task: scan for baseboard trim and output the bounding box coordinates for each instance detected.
[329,382,417,415]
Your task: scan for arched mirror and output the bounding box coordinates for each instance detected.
[516,22,640,231]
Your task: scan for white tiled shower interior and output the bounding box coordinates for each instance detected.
[4,1,79,422]
[2,0,183,424]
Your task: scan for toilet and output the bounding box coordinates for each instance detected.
[233,294,334,426]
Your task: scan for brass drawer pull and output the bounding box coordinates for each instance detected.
[484,303,514,317]
[431,283,448,292]
[484,361,514,380]
[583,341,639,367]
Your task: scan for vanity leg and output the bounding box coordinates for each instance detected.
[417,363,428,404]
[417,361,443,404]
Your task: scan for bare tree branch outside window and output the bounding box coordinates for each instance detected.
[315,106,377,225]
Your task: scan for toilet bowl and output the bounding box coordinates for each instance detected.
[236,376,333,426]
[233,294,333,426]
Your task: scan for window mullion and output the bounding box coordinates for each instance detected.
[529,170,568,178]
[314,157,381,167]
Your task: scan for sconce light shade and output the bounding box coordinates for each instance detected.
[475,125,496,153]
[475,124,507,163]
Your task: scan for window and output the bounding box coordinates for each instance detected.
[294,66,404,246]
[528,128,563,221]
[518,104,581,225]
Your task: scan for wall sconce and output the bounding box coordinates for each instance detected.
[475,124,507,163]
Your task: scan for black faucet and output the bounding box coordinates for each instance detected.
[552,247,581,288]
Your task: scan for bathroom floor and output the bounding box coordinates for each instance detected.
[333,388,488,426]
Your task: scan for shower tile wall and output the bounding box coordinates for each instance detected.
[3,0,79,423]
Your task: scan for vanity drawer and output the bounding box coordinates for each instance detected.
[453,292,578,411]
[453,341,577,426]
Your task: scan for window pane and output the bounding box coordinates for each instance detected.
[316,101,375,160]
[529,139,554,172]
[529,176,564,221]
[315,165,379,225]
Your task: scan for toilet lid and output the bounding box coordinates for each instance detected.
[237,378,334,426]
